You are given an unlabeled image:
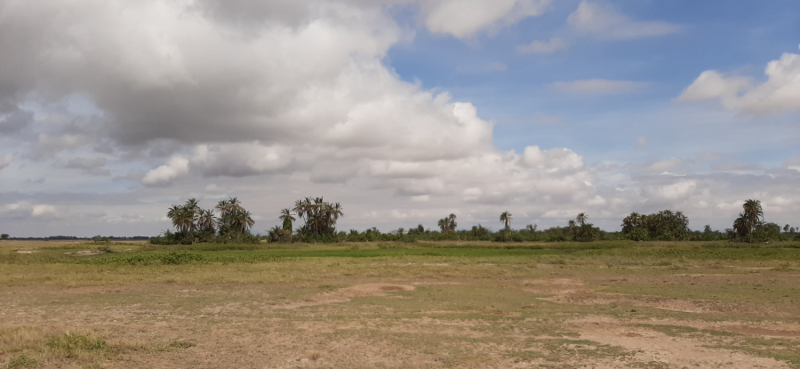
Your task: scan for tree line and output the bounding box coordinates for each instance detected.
[151,197,258,244]
[149,197,797,245]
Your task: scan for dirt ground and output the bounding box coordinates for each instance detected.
[1,240,799,368]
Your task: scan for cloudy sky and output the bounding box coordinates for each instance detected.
[1,0,799,237]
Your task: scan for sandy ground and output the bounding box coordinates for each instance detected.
[1,241,799,368]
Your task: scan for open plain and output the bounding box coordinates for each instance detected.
[1,240,799,368]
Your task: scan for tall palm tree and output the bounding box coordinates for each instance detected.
[499,211,512,230]
[438,218,448,233]
[448,214,457,232]
[568,219,577,233]
[742,199,763,234]
[167,205,182,231]
[198,209,216,232]
[279,209,295,231]
[331,202,344,222]
[576,213,588,226]
[237,210,255,233]
[183,198,200,233]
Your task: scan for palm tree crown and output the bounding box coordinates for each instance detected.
[499,211,512,230]
[576,213,588,226]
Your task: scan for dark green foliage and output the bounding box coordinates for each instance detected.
[574,224,598,242]
[292,197,343,235]
[471,225,490,238]
[729,200,784,242]
[621,210,690,241]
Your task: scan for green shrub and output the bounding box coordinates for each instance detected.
[7,354,38,368]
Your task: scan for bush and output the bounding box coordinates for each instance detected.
[627,228,649,242]
[7,354,37,368]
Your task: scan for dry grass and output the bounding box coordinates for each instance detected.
[1,240,799,368]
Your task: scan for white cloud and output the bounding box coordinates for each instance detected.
[517,38,568,54]
[1,0,798,236]
[141,156,190,186]
[785,158,800,172]
[567,0,681,40]
[422,0,552,39]
[642,179,696,202]
[649,158,683,173]
[677,51,800,115]
[552,79,646,94]
[523,146,583,170]
[31,204,57,218]
[191,143,291,177]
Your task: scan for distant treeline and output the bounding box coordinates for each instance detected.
[2,236,150,241]
[279,223,798,244]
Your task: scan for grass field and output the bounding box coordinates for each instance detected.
[1,240,799,368]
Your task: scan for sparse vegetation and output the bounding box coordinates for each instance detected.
[2,238,799,368]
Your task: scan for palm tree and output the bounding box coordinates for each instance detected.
[198,209,216,232]
[448,214,457,232]
[733,214,748,237]
[291,197,343,235]
[576,212,588,226]
[742,199,763,233]
[279,209,295,231]
[331,202,344,223]
[167,205,182,230]
[438,218,448,233]
[733,199,764,238]
[499,211,512,230]
[238,210,255,233]
[183,198,200,233]
[568,219,577,233]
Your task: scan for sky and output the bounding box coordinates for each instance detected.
[1,0,799,237]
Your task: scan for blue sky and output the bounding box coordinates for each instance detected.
[0,0,799,236]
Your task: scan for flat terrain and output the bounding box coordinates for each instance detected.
[1,240,799,369]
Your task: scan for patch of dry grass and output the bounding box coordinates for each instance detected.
[1,240,799,368]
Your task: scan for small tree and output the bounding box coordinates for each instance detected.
[499,211,512,230]
[0,234,8,241]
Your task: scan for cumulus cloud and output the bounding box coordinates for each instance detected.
[567,0,681,40]
[1,0,797,236]
[517,38,569,54]
[141,156,190,186]
[648,158,683,173]
[552,79,646,94]
[31,204,58,218]
[676,51,800,115]
[523,146,584,170]
[191,143,292,177]
[422,0,552,39]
